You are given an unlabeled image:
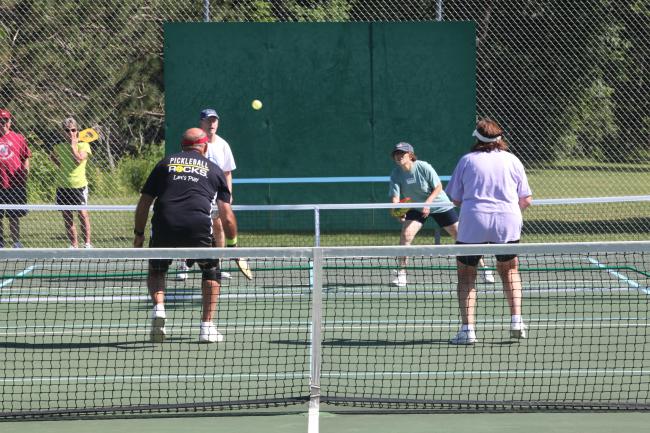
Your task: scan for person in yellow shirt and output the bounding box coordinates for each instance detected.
[51,117,92,248]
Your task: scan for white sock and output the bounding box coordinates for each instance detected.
[461,324,475,332]
[201,321,212,328]
[511,315,523,324]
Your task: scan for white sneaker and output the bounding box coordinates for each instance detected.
[84,243,93,249]
[176,263,190,281]
[199,323,224,343]
[390,270,407,287]
[150,308,167,343]
[480,269,495,283]
[510,321,528,339]
[449,329,478,345]
[221,271,232,280]
[12,241,23,248]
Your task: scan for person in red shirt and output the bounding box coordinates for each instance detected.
[0,109,31,248]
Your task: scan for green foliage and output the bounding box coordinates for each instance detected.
[115,54,165,155]
[561,79,618,160]
[1,0,648,173]
[26,148,58,202]
[117,144,164,194]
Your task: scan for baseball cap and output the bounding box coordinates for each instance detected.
[200,108,219,120]
[0,109,11,119]
[393,142,414,153]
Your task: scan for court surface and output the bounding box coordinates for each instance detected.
[0,250,648,418]
[3,412,650,433]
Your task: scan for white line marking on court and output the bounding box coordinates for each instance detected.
[0,372,311,384]
[587,257,649,294]
[0,292,308,303]
[0,265,34,289]
[320,369,650,378]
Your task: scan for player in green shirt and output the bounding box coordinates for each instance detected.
[388,142,494,287]
[51,117,92,248]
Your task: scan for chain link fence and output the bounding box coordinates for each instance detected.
[0,0,648,247]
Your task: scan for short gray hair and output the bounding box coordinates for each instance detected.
[61,117,78,130]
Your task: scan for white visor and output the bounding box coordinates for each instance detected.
[472,129,501,143]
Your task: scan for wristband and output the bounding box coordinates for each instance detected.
[134,229,145,236]
[226,237,238,247]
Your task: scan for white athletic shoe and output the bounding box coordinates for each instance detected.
[449,329,478,345]
[12,241,23,248]
[176,262,190,281]
[221,271,232,280]
[510,321,528,339]
[84,243,93,249]
[480,269,495,283]
[390,270,407,287]
[150,307,167,343]
[199,323,224,343]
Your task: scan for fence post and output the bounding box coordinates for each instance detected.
[314,207,321,247]
[436,0,444,21]
[308,247,323,433]
[203,0,210,22]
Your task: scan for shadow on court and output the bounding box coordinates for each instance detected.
[272,338,519,347]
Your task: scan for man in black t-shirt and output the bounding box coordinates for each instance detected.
[133,127,238,344]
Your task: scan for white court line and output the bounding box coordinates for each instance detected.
[2,368,648,385]
[0,292,308,303]
[587,257,650,295]
[320,369,650,378]
[0,372,310,384]
[0,265,35,289]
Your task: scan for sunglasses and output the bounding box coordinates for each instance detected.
[65,128,77,132]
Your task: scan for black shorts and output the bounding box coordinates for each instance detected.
[56,187,88,206]
[405,208,458,228]
[148,230,220,275]
[456,240,520,267]
[0,187,28,218]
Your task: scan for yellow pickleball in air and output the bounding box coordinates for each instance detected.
[252,99,263,110]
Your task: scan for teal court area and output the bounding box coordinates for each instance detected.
[4,412,650,433]
[1,244,649,423]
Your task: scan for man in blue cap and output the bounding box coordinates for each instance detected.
[176,108,237,280]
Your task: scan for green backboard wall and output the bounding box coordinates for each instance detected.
[164,22,475,231]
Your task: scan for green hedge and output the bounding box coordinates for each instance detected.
[26,144,163,203]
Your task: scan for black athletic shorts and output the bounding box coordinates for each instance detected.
[404,208,459,228]
[148,229,220,274]
[455,240,520,267]
[0,187,28,218]
[56,187,88,206]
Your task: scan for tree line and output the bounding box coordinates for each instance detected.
[0,0,647,167]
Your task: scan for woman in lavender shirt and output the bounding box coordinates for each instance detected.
[445,119,533,345]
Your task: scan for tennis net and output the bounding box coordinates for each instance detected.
[0,242,649,419]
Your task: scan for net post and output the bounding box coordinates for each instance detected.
[308,247,323,433]
[313,207,321,247]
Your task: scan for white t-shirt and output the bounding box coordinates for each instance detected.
[205,135,236,172]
